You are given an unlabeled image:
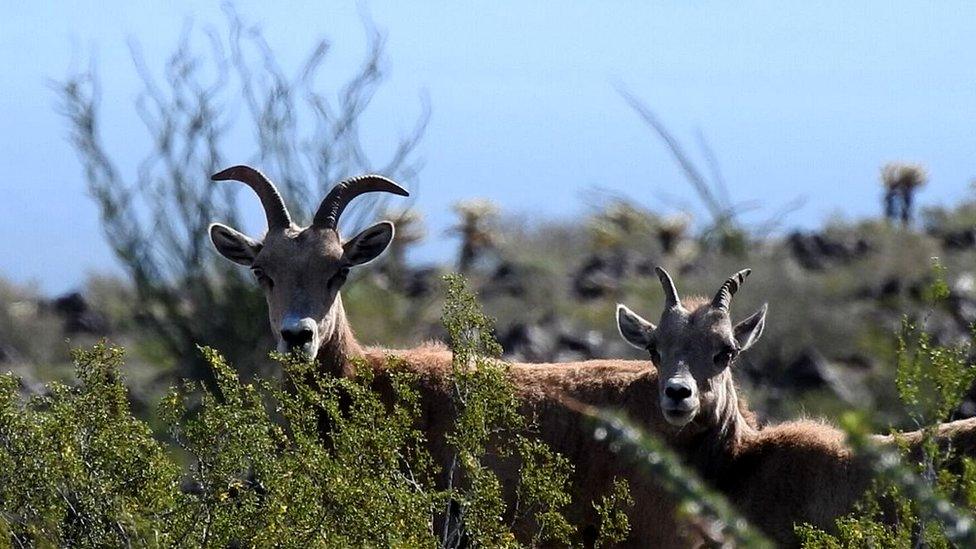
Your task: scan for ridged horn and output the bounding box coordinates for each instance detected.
[655,267,680,309]
[211,165,291,230]
[312,174,409,230]
[712,269,752,311]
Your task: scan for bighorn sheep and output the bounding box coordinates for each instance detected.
[207,165,697,546]
[617,267,976,545]
[208,167,976,545]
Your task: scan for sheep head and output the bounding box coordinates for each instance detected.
[616,268,767,428]
[207,165,408,358]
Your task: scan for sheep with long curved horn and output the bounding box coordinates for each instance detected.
[208,165,408,367]
[211,165,292,230]
[312,174,409,230]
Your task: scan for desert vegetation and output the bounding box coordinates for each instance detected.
[4,8,976,549]
[6,263,976,546]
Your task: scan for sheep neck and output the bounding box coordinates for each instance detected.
[685,371,757,479]
[315,293,362,378]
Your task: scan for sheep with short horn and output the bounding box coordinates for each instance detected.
[617,267,976,545]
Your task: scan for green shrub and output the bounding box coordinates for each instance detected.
[0,343,179,547]
[156,349,439,547]
[0,275,626,547]
[799,260,976,548]
[440,274,577,546]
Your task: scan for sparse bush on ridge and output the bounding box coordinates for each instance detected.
[882,162,929,227]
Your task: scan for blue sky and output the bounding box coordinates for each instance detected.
[2,2,975,293]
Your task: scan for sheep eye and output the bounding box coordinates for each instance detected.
[251,267,273,288]
[714,346,738,365]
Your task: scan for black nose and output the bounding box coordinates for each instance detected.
[281,326,314,349]
[665,385,692,401]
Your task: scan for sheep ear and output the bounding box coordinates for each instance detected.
[210,223,262,266]
[342,221,395,267]
[734,303,768,351]
[616,304,656,349]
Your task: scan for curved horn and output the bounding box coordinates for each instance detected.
[654,267,681,309]
[712,269,752,311]
[212,165,291,230]
[312,174,409,230]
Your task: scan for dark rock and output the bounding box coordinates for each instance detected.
[957,399,976,420]
[572,257,613,299]
[572,255,624,300]
[786,349,833,390]
[941,228,976,250]
[403,267,441,298]
[180,478,205,495]
[788,232,825,270]
[789,232,815,263]
[857,277,911,302]
[633,258,659,278]
[501,319,606,363]
[838,353,874,371]
[783,348,857,403]
[484,261,527,298]
[499,322,556,363]
[788,231,872,270]
[50,292,108,334]
[878,278,902,299]
[556,330,603,359]
[907,279,928,300]
[813,234,846,258]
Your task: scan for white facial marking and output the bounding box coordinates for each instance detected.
[661,360,700,426]
[279,314,320,358]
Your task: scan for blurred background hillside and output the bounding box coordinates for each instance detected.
[2,2,975,430]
